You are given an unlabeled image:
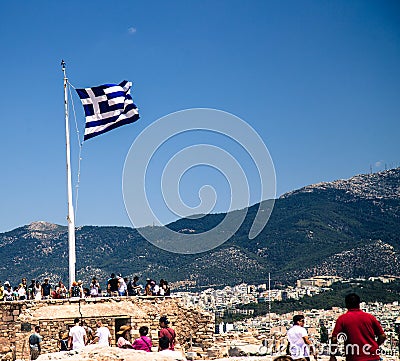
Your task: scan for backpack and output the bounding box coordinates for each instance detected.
[29,333,39,346]
[71,286,80,297]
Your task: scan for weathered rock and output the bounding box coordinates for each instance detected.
[228,344,263,357]
[0,298,214,360]
[37,345,186,361]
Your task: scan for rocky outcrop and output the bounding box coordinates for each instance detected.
[0,297,214,360]
[37,345,185,361]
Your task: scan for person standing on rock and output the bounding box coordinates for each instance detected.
[159,336,186,360]
[34,281,42,301]
[92,320,112,346]
[68,318,87,350]
[287,315,316,361]
[58,330,69,351]
[41,278,52,299]
[27,279,36,300]
[107,273,119,297]
[330,293,386,361]
[29,325,42,360]
[158,316,176,351]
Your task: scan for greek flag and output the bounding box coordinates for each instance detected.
[76,80,139,141]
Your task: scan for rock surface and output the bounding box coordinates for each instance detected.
[37,344,186,361]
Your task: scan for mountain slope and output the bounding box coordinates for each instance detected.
[1,168,399,288]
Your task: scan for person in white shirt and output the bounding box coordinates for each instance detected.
[68,318,87,350]
[90,277,100,297]
[92,320,111,346]
[17,283,27,300]
[118,276,127,296]
[287,315,316,361]
[3,285,14,301]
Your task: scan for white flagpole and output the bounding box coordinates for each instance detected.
[61,60,76,288]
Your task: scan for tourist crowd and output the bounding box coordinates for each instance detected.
[0,274,171,301]
[29,316,182,360]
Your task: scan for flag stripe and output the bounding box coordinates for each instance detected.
[84,113,139,140]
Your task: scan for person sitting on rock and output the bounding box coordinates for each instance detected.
[274,356,294,361]
[58,330,69,351]
[117,325,133,349]
[159,336,186,360]
[132,326,152,352]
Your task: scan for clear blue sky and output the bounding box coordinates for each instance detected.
[0,1,399,232]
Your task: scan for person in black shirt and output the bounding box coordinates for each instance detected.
[58,331,69,351]
[107,273,119,296]
[29,325,42,360]
[27,280,36,300]
[127,276,141,296]
[41,278,52,299]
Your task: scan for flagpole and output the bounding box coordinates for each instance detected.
[61,60,76,288]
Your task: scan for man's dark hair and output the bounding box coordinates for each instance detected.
[293,315,304,325]
[139,326,148,336]
[159,336,170,350]
[345,293,361,309]
[74,317,80,324]
[35,325,40,332]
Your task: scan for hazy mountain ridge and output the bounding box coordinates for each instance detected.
[281,168,400,201]
[1,168,399,288]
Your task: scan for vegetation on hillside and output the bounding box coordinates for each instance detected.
[0,169,399,288]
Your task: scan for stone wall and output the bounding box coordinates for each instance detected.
[0,297,214,360]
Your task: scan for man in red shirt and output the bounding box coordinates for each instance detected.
[330,293,386,361]
[158,316,176,350]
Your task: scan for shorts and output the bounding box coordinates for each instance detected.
[30,348,40,360]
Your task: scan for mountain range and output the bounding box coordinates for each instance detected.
[1,168,399,289]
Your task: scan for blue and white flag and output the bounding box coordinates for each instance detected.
[76,80,139,141]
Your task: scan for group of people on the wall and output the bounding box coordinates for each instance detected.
[0,274,170,301]
[29,315,183,360]
[18,284,390,361]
